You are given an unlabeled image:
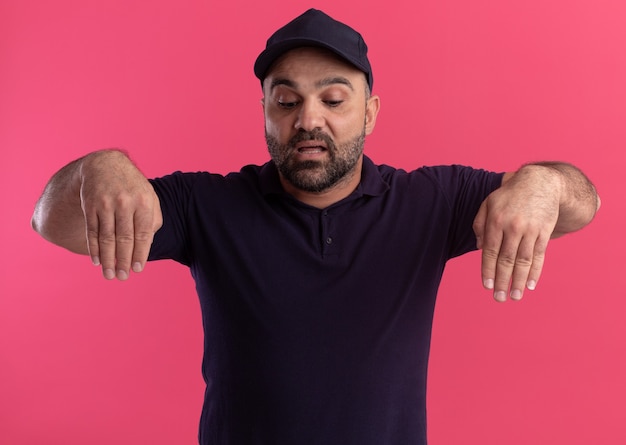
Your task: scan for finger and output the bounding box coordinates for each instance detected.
[472,201,487,250]
[84,206,101,267]
[508,235,536,301]
[114,207,136,281]
[81,185,101,267]
[493,232,522,303]
[526,234,549,291]
[130,205,157,274]
[479,222,504,295]
[97,210,117,280]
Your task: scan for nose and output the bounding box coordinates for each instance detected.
[295,99,325,132]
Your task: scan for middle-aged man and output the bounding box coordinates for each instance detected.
[32,8,600,445]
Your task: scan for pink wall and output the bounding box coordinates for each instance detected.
[1,0,624,443]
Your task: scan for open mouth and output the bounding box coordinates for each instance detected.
[297,145,326,154]
[295,140,328,154]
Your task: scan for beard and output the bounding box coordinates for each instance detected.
[266,127,366,193]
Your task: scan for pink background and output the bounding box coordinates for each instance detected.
[1,0,624,443]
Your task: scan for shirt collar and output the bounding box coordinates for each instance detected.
[259,155,390,199]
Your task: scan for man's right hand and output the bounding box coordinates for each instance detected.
[32,150,163,280]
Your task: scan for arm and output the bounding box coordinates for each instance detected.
[472,162,600,302]
[31,149,162,280]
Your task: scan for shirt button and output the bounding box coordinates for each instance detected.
[326,237,333,245]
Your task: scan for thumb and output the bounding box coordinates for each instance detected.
[473,200,487,250]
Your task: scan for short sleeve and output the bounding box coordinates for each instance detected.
[421,165,504,259]
[148,172,199,266]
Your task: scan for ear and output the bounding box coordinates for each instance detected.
[364,95,380,135]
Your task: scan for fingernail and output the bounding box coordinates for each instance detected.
[132,262,143,273]
[527,280,537,291]
[484,278,494,290]
[92,256,100,266]
[510,289,523,301]
[494,291,507,302]
[103,268,115,280]
[116,269,128,281]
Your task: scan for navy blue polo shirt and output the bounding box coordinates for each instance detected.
[148,156,503,445]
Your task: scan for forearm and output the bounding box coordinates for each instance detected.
[32,155,87,253]
[503,162,600,237]
[31,149,129,254]
[539,162,599,236]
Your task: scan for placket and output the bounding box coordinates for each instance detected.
[320,208,339,258]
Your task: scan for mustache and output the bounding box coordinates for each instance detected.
[289,129,335,149]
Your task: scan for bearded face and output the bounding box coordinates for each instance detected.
[266,127,365,193]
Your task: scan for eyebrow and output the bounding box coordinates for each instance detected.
[269,76,355,92]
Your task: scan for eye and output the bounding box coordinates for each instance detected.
[277,100,299,109]
[324,100,344,108]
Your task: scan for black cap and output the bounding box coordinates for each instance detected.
[254,9,373,90]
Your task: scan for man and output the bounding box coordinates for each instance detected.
[32,8,599,445]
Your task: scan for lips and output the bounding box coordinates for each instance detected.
[295,141,327,153]
[297,146,325,154]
